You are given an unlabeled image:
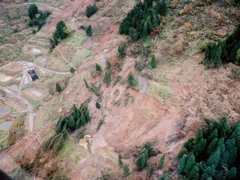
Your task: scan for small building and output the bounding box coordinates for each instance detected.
[27,69,39,81]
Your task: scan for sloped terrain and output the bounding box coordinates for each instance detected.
[0,0,239,179]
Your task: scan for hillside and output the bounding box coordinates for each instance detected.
[0,0,239,179]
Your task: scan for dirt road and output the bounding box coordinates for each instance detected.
[137,76,148,94]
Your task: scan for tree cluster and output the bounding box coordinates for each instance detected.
[119,0,167,40]
[53,20,69,45]
[136,142,155,171]
[177,117,240,180]
[86,4,98,18]
[203,25,240,68]
[28,4,51,30]
[55,104,90,133]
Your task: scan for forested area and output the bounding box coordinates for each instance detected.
[177,117,240,180]
[28,4,51,31]
[119,0,167,40]
[204,25,240,68]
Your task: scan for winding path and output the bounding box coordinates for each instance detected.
[0,60,70,132]
[137,76,148,94]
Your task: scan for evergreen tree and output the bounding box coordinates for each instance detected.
[127,72,138,87]
[118,42,126,59]
[177,154,187,174]
[135,151,147,170]
[86,4,98,18]
[56,83,62,93]
[96,101,101,109]
[52,134,65,154]
[86,25,92,36]
[84,78,89,89]
[28,4,39,20]
[118,154,123,167]
[80,113,86,126]
[189,165,200,180]
[70,67,75,74]
[106,60,111,70]
[158,153,165,169]
[103,71,111,84]
[207,129,218,144]
[149,55,157,68]
[67,118,75,131]
[207,148,220,167]
[183,153,195,174]
[95,63,102,72]
[53,20,69,45]
[206,138,218,157]
[177,148,188,160]
[225,167,237,179]
[122,164,131,178]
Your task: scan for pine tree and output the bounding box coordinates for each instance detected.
[83,78,89,89]
[118,42,126,59]
[136,150,148,170]
[150,55,157,68]
[56,83,62,93]
[177,154,187,174]
[158,153,165,169]
[127,72,138,87]
[183,153,195,174]
[206,138,218,157]
[28,4,39,20]
[103,71,111,84]
[106,60,111,70]
[177,148,188,160]
[188,165,199,180]
[80,113,86,126]
[53,20,69,45]
[86,25,92,36]
[118,154,123,167]
[70,67,75,74]
[96,101,101,109]
[123,164,131,178]
[225,167,237,179]
[95,63,102,72]
[67,118,75,131]
[207,129,218,144]
[206,148,220,167]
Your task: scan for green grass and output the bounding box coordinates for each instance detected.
[0,136,9,150]
[10,107,19,116]
[51,114,60,122]
[147,84,171,99]
[17,34,25,41]
[68,32,85,46]
[34,121,41,129]
[80,48,92,59]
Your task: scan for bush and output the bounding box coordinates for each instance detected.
[95,63,102,72]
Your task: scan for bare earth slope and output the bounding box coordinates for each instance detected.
[0,0,240,179]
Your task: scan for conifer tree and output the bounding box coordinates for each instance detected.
[150,55,157,68]
[95,63,102,72]
[86,25,92,36]
[106,60,111,70]
[135,151,147,170]
[118,154,123,167]
[67,118,75,131]
[56,83,62,93]
[28,4,39,20]
[53,21,69,45]
[123,164,131,178]
[96,102,101,109]
[70,67,75,74]
[127,72,138,87]
[159,153,165,169]
[103,71,111,84]
[183,153,195,174]
[177,154,187,174]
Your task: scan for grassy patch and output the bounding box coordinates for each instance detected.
[147,84,171,99]
[34,121,41,129]
[17,34,25,41]
[68,32,85,46]
[0,136,9,150]
[10,107,19,116]
[51,114,60,122]
[80,49,92,59]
